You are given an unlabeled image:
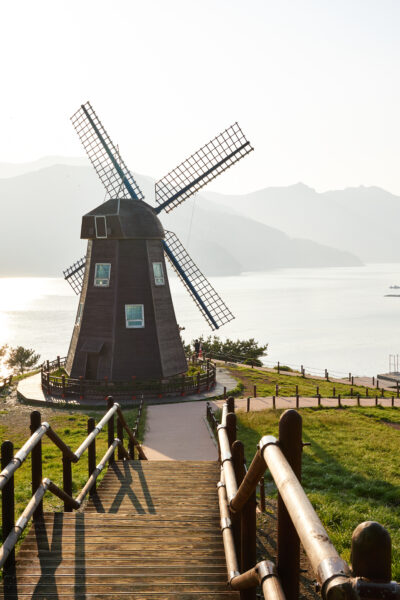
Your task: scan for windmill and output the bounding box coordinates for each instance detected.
[64,102,253,381]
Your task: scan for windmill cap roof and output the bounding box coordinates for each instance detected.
[81,198,165,240]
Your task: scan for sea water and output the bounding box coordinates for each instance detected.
[0,263,399,377]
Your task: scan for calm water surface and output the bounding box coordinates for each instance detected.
[0,263,399,377]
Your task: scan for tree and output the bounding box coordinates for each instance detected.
[0,345,7,360]
[193,335,267,364]
[6,346,40,374]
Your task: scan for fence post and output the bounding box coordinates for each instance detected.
[247,397,250,412]
[333,386,336,398]
[318,393,321,407]
[392,396,395,407]
[30,411,43,520]
[350,387,353,397]
[57,355,60,368]
[357,394,361,406]
[61,375,66,399]
[277,361,280,374]
[88,417,96,495]
[351,521,391,582]
[223,386,227,399]
[226,412,237,450]
[295,384,298,397]
[296,394,299,409]
[381,387,384,398]
[366,387,369,397]
[372,376,375,386]
[117,416,124,459]
[241,489,257,600]
[227,396,235,413]
[352,376,354,385]
[277,409,302,600]
[275,384,279,397]
[259,476,266,512]
[107,396,115,464]
[375,395,378,407]
[349,372,351,381]
[338,393,341,408]
[325,369,329,381]
[232,440,245,569]
[253,385,257,398]
[272,395,276,409]
[316,385,319,397]
[1,440,15,571]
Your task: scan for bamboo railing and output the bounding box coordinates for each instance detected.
[0,395,146,573]
[208,400,400,600]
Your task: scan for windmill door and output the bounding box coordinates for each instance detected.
[85,353,99,380]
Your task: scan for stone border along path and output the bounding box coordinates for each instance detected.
[15,368,238,409]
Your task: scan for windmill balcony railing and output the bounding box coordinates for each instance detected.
[41,357,216,401]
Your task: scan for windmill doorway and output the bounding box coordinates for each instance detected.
[85,353,99,380]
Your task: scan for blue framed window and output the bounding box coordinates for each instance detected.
[94,263,111,287]
[125,304,144,328]
[152,262,165,286]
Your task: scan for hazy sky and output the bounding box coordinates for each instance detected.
[1,0,399,195]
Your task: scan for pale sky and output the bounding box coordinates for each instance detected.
[1,0,400,195]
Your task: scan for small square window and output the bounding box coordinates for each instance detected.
[94,263,111,287]
[125,304,144,328]
[153,262,165,286]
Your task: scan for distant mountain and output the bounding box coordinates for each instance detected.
[0,156,88,179]
[205,183,400,263]
[0,161,362,277]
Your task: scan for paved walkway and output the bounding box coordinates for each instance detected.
[213,395,400,411]
[142,400,218,461]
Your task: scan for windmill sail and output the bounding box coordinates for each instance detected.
[63,256,86,295]
[162,231,234,330]
[71,102,144,201]
[155,123,253,214]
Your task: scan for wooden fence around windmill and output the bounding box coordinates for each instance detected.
[41,356,216,401]
[207,400,399,600]
[0,397,147,573]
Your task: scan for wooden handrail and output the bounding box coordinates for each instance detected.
[115,405,147,460]
[0,438,127,570]
[0,423,50,490]
[213,401,400,600]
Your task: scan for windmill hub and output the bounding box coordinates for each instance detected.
[62,101,253,383]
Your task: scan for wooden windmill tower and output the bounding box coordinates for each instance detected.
[64,102,253,381]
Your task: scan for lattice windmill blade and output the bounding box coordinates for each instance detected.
[162,231,234,330]
[71,102,145,201]
[155,123,253,215]
[63,256,86,295]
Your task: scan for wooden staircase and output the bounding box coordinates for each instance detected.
[2,461,239,599]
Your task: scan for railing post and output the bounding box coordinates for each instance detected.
[1,440,15,571]
[277,409,302,600]
[88,417,96,495]
[63,454,73,512]
[107,396,115,464]
[61,375,66,399]
[241,489,257,600]
[232,439,245,572]
[30,411,43,520]
[259,475,266,512]
[227,396,235,413]
[226,412,237,450]
[351,521,391,582]
[117,416,124,459]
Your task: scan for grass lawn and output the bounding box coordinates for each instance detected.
[236,406,400,579]
[0,404,146,547]
[225,364,396,398]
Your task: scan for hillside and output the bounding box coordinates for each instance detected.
[206,183,400,263]
[0,162,362,277]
